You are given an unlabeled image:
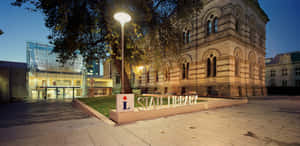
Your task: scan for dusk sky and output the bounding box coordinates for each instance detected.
[0,0,299,63]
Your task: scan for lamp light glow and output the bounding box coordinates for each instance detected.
[114,12,131,25]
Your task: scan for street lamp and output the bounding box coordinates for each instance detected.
[114,12,131,93]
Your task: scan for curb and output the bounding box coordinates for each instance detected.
[72,99,116,126]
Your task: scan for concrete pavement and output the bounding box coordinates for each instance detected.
[1,98,300,146]
[122,99,300,146]
[0,117,149,146]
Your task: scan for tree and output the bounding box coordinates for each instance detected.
[12,0,202,93]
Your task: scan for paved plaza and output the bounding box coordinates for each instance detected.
[1,97,300,146]
[0,100,90,128]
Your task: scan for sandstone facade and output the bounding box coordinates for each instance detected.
[136,0,269,97]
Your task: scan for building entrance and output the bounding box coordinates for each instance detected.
[31,87,82,100]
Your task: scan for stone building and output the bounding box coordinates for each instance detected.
[265,52,300,88]
[137,0,269,97]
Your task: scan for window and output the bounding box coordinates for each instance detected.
[182,63,190,80]
[207,21,212,36]
[249,64,254,79]
[187,30,190,43]
[186,63,189,79]
[116,75,120,84]
[213,18,218,33]
[207,55,217,77]
[183,32,186,44]
[213,57,216,77]
[183,30,191,44]
[76,80,81,86]
[156,71,159,82]
[296,80,300,87]
[164,87,168,94]
[270,70,276,77]
[236,21,240,32]
[207,58,211,77]
[282,68,288,76]
[296,68,300,76]
[282,80,288,87]
[164,69,170,81]
[235,57,240,76]
[182,64,186,79]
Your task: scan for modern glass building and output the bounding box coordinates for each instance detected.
[27,42,112,100]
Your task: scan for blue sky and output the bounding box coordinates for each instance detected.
[0,0,299,63]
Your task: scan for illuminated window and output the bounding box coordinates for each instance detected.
[213,18,218,33]
[207,20,212,36]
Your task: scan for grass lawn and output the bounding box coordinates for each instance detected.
[78,95,205,117]
[79,95,116,117]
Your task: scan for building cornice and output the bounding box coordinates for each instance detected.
[243,0,269,23]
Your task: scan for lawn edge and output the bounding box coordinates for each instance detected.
[73,99,116,126]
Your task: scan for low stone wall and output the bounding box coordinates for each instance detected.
[110,98,248,124]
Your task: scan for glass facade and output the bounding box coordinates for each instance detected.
[27,42,113,100]
[27,42,86,100]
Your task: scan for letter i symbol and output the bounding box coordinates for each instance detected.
[123,96,127,110]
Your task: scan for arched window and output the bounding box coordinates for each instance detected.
[236,21,240,32]
[187,30,190,43]
[248,52,256,79]
[156,71,159,82]
[186,63,189,79]
[183,32,186,44]
[207,55,217,77]
[213,18,218,33]
[182,63,190,80]
[207,21,212,36]
[235,56,240,76]
[213,57,217,77]
[182,64,186,79]
[207,58,211,77]
[249,64,254,79]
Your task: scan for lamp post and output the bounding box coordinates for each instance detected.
[114,12,131,93]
